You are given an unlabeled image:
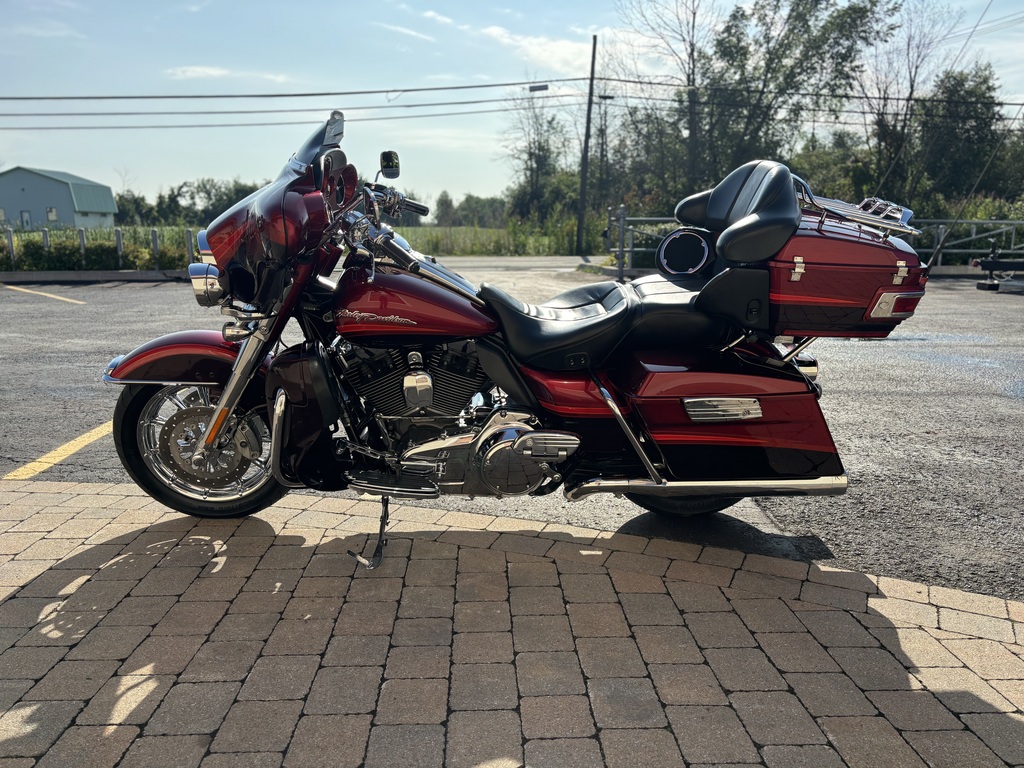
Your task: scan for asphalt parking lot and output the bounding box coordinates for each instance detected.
[1,265,1022,600]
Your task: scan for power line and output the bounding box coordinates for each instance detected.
[0,93,583,119]
[0,104,590,131]
[941,10,1024,43]
[595,76,1024,108]
[0,78,588,102]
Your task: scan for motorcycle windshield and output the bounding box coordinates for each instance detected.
[279,111,346,179]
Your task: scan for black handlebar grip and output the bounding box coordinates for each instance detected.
[403,199,430,217]
[380,236,420,273]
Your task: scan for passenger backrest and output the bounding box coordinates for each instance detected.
[674,160,800,264]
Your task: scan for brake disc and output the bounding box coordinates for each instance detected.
[157,406,250,486]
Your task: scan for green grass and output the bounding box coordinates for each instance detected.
[3,219,606,269]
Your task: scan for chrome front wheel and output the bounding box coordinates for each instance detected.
[113,383,287,518]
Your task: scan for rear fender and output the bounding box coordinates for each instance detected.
[103,330,271,386]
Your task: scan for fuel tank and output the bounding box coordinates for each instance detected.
[333,265,499,344]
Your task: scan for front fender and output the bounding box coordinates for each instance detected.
[103,330,271,386]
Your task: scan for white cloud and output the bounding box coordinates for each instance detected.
[479,26,593,76]
[7,20,84,39]
[371,22,436,42]
[164,66,290,83]
[424,10,453,25]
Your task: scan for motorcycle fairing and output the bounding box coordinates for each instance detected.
[265,342,350,490]
[103,330,271,386]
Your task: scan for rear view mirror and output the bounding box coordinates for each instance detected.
[380,151,400,179]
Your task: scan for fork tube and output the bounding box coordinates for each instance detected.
[191,312,278,470]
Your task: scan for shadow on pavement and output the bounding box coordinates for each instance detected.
[0,510,1020,766]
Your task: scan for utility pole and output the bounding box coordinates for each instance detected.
[576,34,597,257]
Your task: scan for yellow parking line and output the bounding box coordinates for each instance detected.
[1,284,86,305]
[2,421,113,481]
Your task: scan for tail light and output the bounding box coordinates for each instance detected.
[867,290,925,320]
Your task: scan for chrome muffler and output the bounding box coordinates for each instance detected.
[564,474,848,502]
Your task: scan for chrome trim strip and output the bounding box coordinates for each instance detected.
[684,398,762,422]
[565,474,848,502]
[103,376,210,386]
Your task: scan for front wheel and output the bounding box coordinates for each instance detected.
[113,383,287,518]
[627,493,742,518]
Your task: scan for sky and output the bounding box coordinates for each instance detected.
[2,0,1023,215]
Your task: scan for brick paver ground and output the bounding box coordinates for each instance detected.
[0,480,1022,766]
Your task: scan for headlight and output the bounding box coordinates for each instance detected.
[188,263,226,307]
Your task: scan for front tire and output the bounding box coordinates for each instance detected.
[113,383,287,518]
[627,493,742,518]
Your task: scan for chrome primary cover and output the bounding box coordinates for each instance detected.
[477,423,545,496]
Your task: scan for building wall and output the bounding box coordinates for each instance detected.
[0,170,89,229]
[73,212,115,229]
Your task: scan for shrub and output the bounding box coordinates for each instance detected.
[17,241,82,271]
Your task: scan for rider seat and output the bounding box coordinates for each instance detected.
[478,281,635,370]
[479,275,727,371]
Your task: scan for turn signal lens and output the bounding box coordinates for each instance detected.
[892,294,923,315]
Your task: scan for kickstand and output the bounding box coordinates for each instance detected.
[348,496,390,570]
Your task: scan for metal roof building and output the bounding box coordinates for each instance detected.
[0,167,118,230]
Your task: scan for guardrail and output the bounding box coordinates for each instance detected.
[605,207,1024,270]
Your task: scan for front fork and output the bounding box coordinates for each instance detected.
[191,316,278,469]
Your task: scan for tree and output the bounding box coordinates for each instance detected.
[453,194,507,228]
[114,190,157,226]
[701,0,894,178]
[504,96,575,222]
[616,0,719,189]
[434,190,456,227]
[915,63,1004,200]
[856,0,961,204]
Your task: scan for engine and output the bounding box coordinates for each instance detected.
[336,342,580,497]
[401,410,581,496]
[341,341,490,420]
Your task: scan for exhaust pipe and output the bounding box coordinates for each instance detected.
[564,474,848,502]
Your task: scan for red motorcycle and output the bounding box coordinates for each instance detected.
[105,112,927,567]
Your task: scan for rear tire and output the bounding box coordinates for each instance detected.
[627,493,742,518]
[113,383,287,518]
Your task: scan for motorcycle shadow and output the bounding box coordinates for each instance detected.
[618,505,835,564]
[0,512,1018,765]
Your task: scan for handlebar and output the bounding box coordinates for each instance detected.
[402,198,430,217]
[377,233,420,273]
[365,183,430,218]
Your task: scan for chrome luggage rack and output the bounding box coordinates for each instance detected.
[792,175,921,237]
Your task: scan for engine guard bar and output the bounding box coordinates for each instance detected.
[564,474,848,502]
